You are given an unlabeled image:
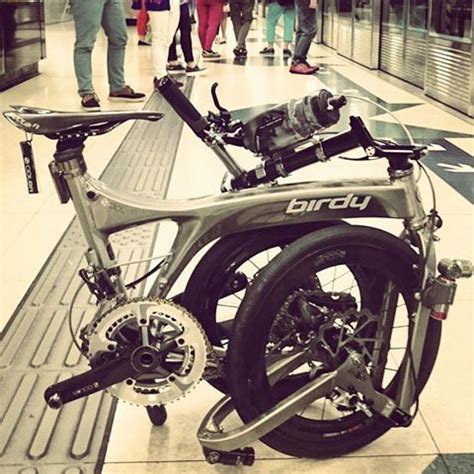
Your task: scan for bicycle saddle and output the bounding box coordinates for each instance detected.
[3,106,164,138]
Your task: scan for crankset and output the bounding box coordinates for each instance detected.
[45,344,166,408]
[45,298,214,408]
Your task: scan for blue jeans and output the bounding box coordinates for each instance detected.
[70,0,128,96]
[292,0,317,65]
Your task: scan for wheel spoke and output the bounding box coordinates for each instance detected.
[217,303,239,309]
[247,258,262,271]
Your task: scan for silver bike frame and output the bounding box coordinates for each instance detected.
[54,147,436,417]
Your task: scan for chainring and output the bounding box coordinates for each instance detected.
[85,298,212,406]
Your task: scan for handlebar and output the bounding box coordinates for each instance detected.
[155,76,209,138]
[155,77,427,191]
[231,119,427,190]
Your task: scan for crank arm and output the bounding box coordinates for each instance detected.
[44,356,139,409]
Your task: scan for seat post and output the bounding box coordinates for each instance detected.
[51,136,126,299]
[54,137,87,175]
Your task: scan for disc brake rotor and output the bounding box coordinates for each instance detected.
[86,298,210,406]
[270,289,383,412]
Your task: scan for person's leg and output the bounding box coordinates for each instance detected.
[70,0,104,96]
[196,0,209,49]
[236,0,254,49]
[179,3,194,64]
[101,0,128,93]
[282,6,295,49]
[292,0,317,65]
[164,0,181,66]
[149,10,175,77]
[229,0,242,41]
[220,10,228,40]
[204,0,224,50]
[265,3,282,46]
[137,6,150,43]
[168,34,179,63]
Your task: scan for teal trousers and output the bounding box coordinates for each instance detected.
[70,0,128,96]
[265,3,296,43]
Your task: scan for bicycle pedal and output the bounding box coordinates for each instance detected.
[203,446,255,466]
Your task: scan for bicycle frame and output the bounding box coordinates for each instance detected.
[4,86,471,462]
[53,141,435,418]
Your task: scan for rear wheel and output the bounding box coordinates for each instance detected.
[227,226,441,458]
[182,224,344,392]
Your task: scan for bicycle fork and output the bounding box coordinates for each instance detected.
[197,257,472,466]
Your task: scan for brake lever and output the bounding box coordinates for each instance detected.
[211,83,232,122]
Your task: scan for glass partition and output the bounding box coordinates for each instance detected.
[382,0,405,26]
[408,0,428,30]
[355,0,373,23]
[431,0,472,41]
[337,0,353,20]
[0,1,45,74]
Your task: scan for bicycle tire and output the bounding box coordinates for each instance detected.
[181,222,344,392]
[227,225,442,458]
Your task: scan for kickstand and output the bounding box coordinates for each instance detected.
[146,405,168,426]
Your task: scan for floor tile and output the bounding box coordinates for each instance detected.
[446,138,474,157]
[0,212,36,255]
[418,299,474,454]
[441,453,474,473]
[332,66,426,104]
[371,104,473,135]
[102,454,440,473]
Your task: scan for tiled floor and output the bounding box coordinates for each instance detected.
[0,19,473,474]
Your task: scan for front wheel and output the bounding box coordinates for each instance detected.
[227,226,441,458]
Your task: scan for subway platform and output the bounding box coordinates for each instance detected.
[0,18,473,474]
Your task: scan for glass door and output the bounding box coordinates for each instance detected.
[425,0,473,115]
[323,0,339,48]
[337,0,353,58]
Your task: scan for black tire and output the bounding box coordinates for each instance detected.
[181,223,344,392]
[227,226,442,458]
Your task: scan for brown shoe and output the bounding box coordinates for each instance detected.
[81,93,101,112]
[289,62,320,75]
[108,85,146,102]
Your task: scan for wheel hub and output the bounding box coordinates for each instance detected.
[271,289,382,370]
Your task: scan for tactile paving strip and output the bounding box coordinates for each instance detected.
[0,80,194,474]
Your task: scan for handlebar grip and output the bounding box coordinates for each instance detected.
[327,95,347,111]
[155,76,208,138]
[320,130,360,158]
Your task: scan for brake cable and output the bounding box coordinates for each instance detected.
[68,281,88,355]
[341,94,441,420]
[342,95,415,145]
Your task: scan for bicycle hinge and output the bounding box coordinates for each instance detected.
[422,258,472,320]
